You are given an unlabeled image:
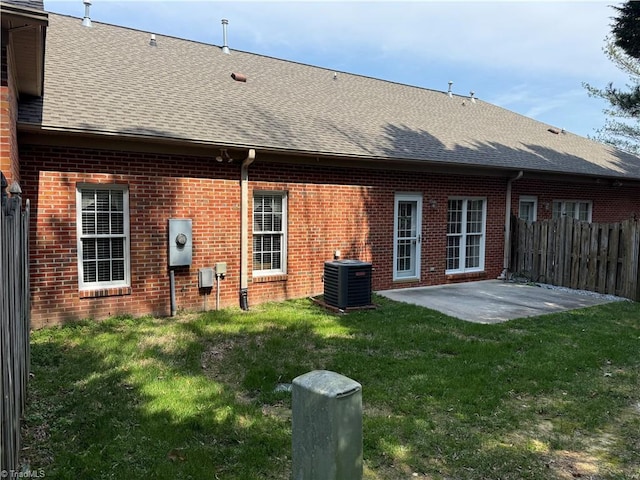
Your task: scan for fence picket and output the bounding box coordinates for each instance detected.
[561,218,573,288]
[577,223,589,291]
[596,224,608,294]
[570,220,581,290]
[606,224,620,295]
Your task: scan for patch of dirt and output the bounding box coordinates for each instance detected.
[545,450,602,479]
[261,401,291,422]
[200,338,253,404]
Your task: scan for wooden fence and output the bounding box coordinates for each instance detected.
[511,216,640,301]
[1,180,31,473]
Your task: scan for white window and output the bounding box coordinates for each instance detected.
[446,198,486,274]
[552,200,592,222]
[253,192,287,275]
[76,184,130,290]
[518,195,537,223]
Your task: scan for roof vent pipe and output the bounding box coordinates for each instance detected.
[82,0,92,27]
[149,34,157,47]
[470,91,476,103]
[221,19,230,54]
[447,80,453,98]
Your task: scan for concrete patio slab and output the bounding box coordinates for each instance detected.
[377,280,625,324]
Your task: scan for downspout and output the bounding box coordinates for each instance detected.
[499,170,523,280]
[239,148,256,310]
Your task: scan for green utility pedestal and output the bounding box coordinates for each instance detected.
[292,370,362,480]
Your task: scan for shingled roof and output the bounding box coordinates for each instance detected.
[1,0,44,10]
[18,13,640,180]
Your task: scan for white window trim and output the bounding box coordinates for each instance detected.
[252,191,287,276]
[76,183,131,291]
[446,197,486,275]
[552,199,593,222]
[518,195,538,223]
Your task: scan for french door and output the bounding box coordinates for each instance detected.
[393,194,422,281]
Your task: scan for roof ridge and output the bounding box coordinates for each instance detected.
[46,11,455,98]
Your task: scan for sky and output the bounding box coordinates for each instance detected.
[43,0,629,139]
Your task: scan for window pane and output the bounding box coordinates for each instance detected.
[96,191,110,211]
[82,191,95,211]
[396,239,412,272]
[262,235,272,251]
[519,201,534,222]
[82,212,96,235]
[270,196,282,213]
[397,201,416,238]
[263,215,273,232]
[112,260,125,281]
[468,199,483,213]
[254,214,264,231]
[273,213,282,232]
[82,238,96,260]
[446,236,460,270]
[467,203,483,234]
[447,200,462,234]
[97,213,110,234]
[112,213,124,234]
[83,262,96,282]
[112,239,124,259]
[465,235,481,268]
[578,202,589,221]
[565,202,576,219]
[97,239,111,259]
[110,191,124,211]
[98,260,111,282]
[253,253,262,270]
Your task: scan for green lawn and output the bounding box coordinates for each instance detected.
[22,296,640,479]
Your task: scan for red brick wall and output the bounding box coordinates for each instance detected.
[20,146,242,327]
[512,179,639,222]
[19,143,640,327]
[19,144,505,326]
[1,34,20,186]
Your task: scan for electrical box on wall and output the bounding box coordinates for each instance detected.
[168,219,192,267]
[215,262,227,276]
[199,268,214,288]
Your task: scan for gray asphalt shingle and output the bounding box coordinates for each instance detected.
[18,13,640,180]
[2,0,44,10]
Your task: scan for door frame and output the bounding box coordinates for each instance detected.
[393,193,423,281]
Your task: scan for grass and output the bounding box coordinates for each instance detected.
[21,296,640,479]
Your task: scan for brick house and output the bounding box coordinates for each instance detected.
[2,2,639,327]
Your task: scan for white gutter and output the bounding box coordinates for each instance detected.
[239,149,256,309]
[499,170,523,280]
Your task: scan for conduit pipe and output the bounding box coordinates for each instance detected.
[500,170,523,280]
[239,148,256,310]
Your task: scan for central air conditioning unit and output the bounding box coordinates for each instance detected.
[323,260,372,309]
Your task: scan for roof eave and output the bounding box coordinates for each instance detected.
[1,2,48,97]
[19,124,640,185]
